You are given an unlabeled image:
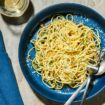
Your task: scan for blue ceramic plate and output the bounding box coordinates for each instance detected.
[19,3,105,103]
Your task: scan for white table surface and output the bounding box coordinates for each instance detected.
[0,0,105,105]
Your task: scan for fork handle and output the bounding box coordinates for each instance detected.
[80,76,91,105]
[64,79,87,105]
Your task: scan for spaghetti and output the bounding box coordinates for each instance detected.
[30,15,101,89]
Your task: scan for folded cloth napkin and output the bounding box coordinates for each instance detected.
[0,31,24,105]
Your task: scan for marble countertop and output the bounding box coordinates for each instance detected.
[0,0,105,105]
